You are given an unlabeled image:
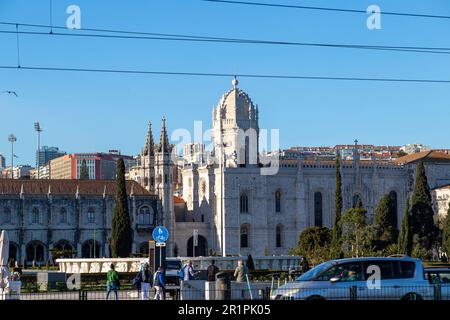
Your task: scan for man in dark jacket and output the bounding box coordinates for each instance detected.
[135,262,152,300]
[206,260,219,282]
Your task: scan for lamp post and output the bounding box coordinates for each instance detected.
[34,122,42,179]
[8,134,16,179]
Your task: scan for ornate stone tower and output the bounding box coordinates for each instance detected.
[141,122,155,193]
[155,116,175,255]
[212,78,260,167]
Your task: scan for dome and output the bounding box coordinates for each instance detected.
[215,78,257,122]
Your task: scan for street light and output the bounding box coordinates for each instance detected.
[34,122,43,179]
[8,134,17,179]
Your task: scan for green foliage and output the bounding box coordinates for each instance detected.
[290,226,332,266]
[442,204,450,256]
[111,159,133,258]
[373,194,398,249]
[79,159,89,180]
[331,156,343,259]
[398,198,413,256]
[340,205,373,258]
[410,161,438,250]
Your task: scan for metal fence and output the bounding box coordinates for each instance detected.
[2,284,449,301]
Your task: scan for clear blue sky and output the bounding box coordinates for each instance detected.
[1,0,450,166]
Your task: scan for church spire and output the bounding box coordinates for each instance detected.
[143,121,154,156]
[158,115,170,153]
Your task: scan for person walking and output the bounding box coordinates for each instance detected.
[300,257,310,274]
[153,266,166,300]
[206,260,219,282]
[181,260,198,281]
[134,262,152,300]
[233,260,248,282]
[106,264,120,300]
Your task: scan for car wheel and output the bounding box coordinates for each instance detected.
[401,293,423,301]
[306,295,326,301]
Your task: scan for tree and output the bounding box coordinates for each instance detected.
[290,226,332,266]
[398,198,413,256]
[410,161,437,250]
[79,159,89,180]
[331,155,343,258]
[373,194,398,249]
[246,254,255,271]
[442,203,450,257]
[340,205,372,258]
[111,159,133,258]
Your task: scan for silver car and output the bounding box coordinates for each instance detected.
[271,257,433,300]
[425,268,450,300]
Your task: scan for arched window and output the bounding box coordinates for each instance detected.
[240,193,249,213]
[82,240,100,258]
[138,206,153,225]
[26,241,45,263]
[240,225,249,248]
[3,207,11,224]
[59,208,67,224]
[275,190,281,213]
[276,225,283,248]
[87,207,95,223]
[32,207,40,224]
[314,192,323,227]
[389,191,398,230]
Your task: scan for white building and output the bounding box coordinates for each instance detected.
[176,79,450,257]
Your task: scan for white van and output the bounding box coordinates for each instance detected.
[271,257,433,300]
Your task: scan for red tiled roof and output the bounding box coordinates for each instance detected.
[394,150,450,165]
[0,179,151,196]
[173,195,185,204]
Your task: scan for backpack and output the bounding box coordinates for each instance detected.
[178,265,186,279]
[132,271,142,288]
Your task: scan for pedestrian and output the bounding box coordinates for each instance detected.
[206,259,219,282]
[153,266,166,300]
[181,260,199,281]
[134,262,152,300]
[233,259,248,282]
[300,257,310,274]
[106,263,120,300]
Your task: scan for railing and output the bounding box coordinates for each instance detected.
[1,284,449,300]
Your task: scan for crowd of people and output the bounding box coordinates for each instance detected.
[105,257,309,300]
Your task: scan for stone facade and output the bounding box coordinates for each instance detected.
[179,79,450,257]
[0,180,161,264]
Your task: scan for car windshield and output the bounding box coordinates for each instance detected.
[296,261,336,281]
[166,261,182,270]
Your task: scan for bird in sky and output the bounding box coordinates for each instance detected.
[1,91,18,97]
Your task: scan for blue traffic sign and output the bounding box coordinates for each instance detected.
[152,226,169,243]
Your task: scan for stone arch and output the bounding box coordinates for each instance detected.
[26,241,46,263]
[137,205,154,226]
[8,242,19,263]
[81,240,101,258]
[276,224,283,248]
[31,207,40,224]
[240,224,250,248]
[186,235,207,257]
[59,207,68,224]
[275,189,282,213]
[314,191,323,227]
[240,192,249,213]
